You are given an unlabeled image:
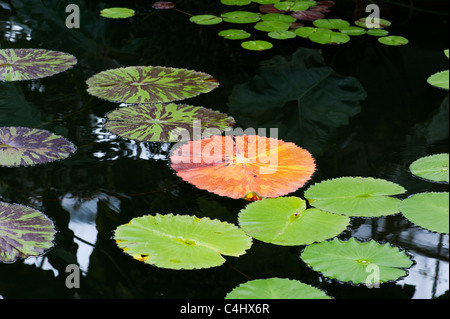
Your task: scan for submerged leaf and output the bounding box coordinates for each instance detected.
[170,135,316,199]
[114,214,252,270]
[0,49,77,81]
[86,66,219,104]
[0,202,56,263]
[0,126,76,167]
[409,153,449,183]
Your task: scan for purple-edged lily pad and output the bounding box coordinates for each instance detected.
[0,202,56,263]
[0,127,76,167]
[0,49,77,82]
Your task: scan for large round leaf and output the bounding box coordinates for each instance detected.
[313,18,350,29]
[400,192,449,234]
[378,35,409,46]
[301,237,414,285]
[221,11,261,24]
[304,177,406,217]
[241,40,274,51]
[409,153,449,183]
[0,202,56,263]
[0,49,77,82]
[104,103,235,142]
[238,197,350,245]
[86,66,219,104]
[0,126,76,167]
[100,7,135,19]
[225,278,331,299]
[114,214,252,270]
[170,135,316,199]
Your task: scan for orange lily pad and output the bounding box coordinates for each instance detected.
[170,135,316,200]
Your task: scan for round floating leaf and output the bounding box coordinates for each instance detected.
[114,214,252,270]
[0,202,56,263]
[225,278,331,299]
[218,29,251,40]
[301,237,414,285]
[378,35,409,46]
[86,66,219,104]
[189,14,223,25]
[367,28,389,37]
[104,103,235,142]
[294,26,318,38]
[0,126,76,167]
[304,177,406,217]
[275,1,317,11]
[291,10,324,21]
[409,153,449,183]
[238,197,350,245]
[170,135,316,199]
[339,26,366,36]
[221,11,261,24]
[313,18,350,29]
[260,13,296,23]
[400,192,449,234]
[0,49,77,82]
[427,70,449,90]
[355,17,391,29]
[253,0,280,4]
[241,40,273,51]
[152,1,176,9]
[221,0,252,5]
[268,30,297,40]
[308,28,350,45]
[254,20,290,32]
[100,7,135,19]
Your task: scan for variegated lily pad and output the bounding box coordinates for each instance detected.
[0,202,56,263]
[0,49,77,82]
[0,127,76,167]
[104,103,235,142]
[86,66,219,104]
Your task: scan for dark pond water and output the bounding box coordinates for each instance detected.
[0,0,448,299]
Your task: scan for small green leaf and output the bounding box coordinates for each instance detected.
[225,278,331,299]
[241,40,273,51]
[252,0,280,4]
[221,11,261,24]
[427,70,449,90]
[367,28,389,37]
[400,192,449,234]
[218,29,251,40]
[268,30,297,40]
[355,17,391,29]
[294,26,318,38]
[254,20,290,32]
[301,237,414,285]
[378,35,409,46]
[260,13,296,24]
[445,49,449,59]
[339,26,366,36]
[309,28,350,45]
[409,153,449,183]
[275,1,316,11]
[313,19,350,29]
[190,15,223,25]
[221,0,252,5]
[100,7,135,19]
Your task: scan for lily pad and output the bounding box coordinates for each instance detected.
[241,40,273,51]
[100,7,135,19]
[225,278,331,299]
[221,11,261,24]
[0,49,77,82]
[339,26,366,36]
[291,10,325,21]
[355,17,391,29]
[378,35,409,46]
[409,153,449,183]
[104,103,235,142]
[254,20,291,32]
[152,1,176,10]
[189,15,223,25]
[221,0,252,5]
[427,70,449,90]
[275,1,317,11]
[0,202,56,263]
[268,30,297,40]
[218,29,251,40]
[0,126,76,167]
[170,135,316,199]
[313,18,350,29]
[300,237,414,285]
[400,192,449,234]
[86,66,219,104]
[367,28,389,37]
[260,13,296,24]
[114,214,252,270]
[304,177,406,217]
[308,28,350,44]
[238,197,350,245]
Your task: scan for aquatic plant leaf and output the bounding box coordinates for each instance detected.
[400,192,449,234]
[427,70,449,90]
[241,40,273,51]
[304,177,406,217]
[355,17,391,29]
[114,214,252,270]
[308,28,350,44]
[253,0,280,4]
[0,202,56,263]
[275,1,317,11]
[445,49,449,59]
[313,18,350,29]
[378,35,409,46]
[338,26,366,36]
[294,26,318,38]
[221,0,251,5]
[218,29,251,40]
[225,278,331,299]
[170,135,316,199]
[260,13,296,23]
[190,14,223,25]
[367,28,389,37]
[291,10,325,21]
[104,103,235,142]
[409,153,449,183]
[0,49,77,81]
[0,126,76,167]
[254,20,290,32]
[152,1,176,9]
[300,237,414,285]
[268,30,297,40]
[100,7,135,19]
[86,66,219,104]
[238,197,350,245]
[221,11,261,24]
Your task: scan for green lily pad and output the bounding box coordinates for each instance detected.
[260,13,296,24]
[0,49,77,82]
[241,40,273,51]
[225,278,331,299]
[0,126,76,167]
[252,0,280,4]
[189,15,223,25]
[378,35,409,46]
[338,26,366,36]
[104,103,235,142]
[409,153,449,183]
[238,197,350,246]
[86,66,219,104]
[301,237,414,285]
[275,1,316,11]
[221,0,252,5]
[100,7,135,19]
[268,30,297,40]
[313,18,350,29]
[218,29,251,40]
[221,11,261,24]
[355,17,392,29]
[304,177,406,217]
[114,214,252,270]
[400,192,449,234]
[445,49,449,59]
[254,20,290,32]
[308,28,350,45]
[427,70,449,90]
[367,28,389,37]
[294,26,318,38]
[0,202,56,263]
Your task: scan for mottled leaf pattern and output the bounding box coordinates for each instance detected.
[104,103,235,142]
[0,126,76,167]
[0,202,56,263]
[86,66,219,104]
[0,49,77,81]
